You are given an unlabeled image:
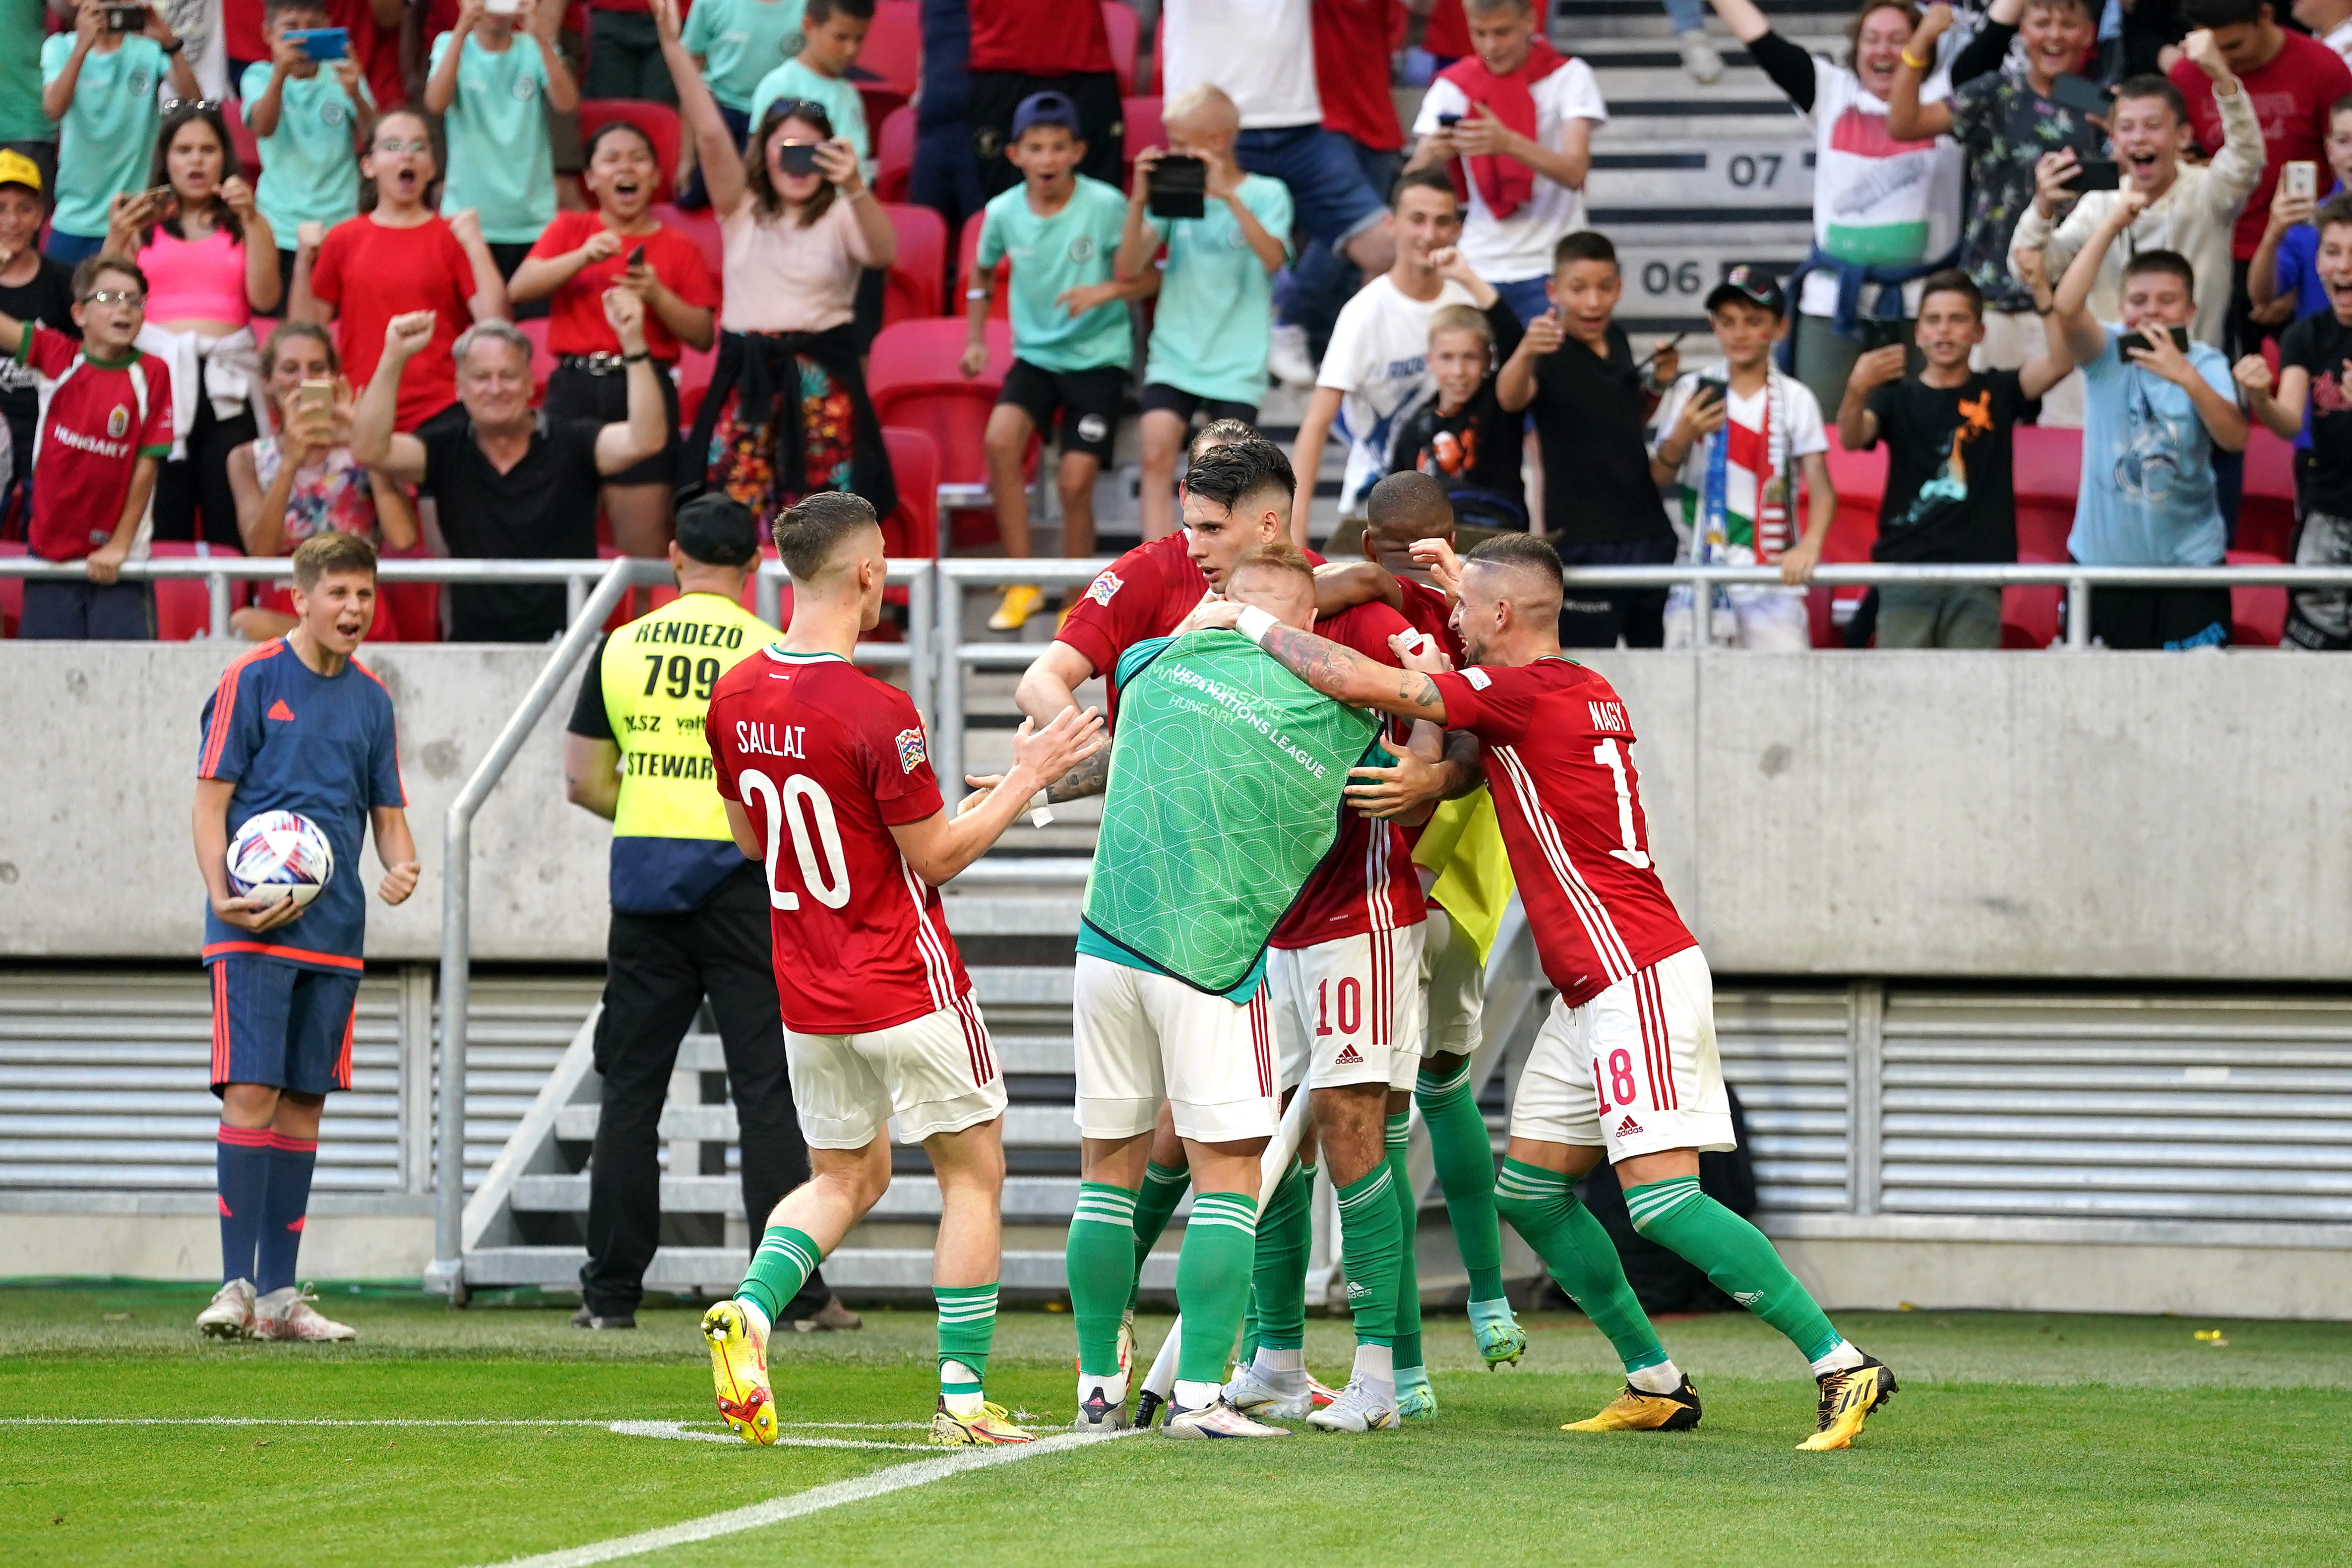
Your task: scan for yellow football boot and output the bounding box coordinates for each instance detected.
[1798,1353,1898,1451]
[930,1399,1037,1445]
[702,1299,778,1445]
[1563,1377,1704,1432]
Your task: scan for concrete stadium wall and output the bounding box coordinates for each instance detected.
[1,641,2346,978]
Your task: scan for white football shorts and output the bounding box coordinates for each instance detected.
[1508,945,1734,1163]
[1072,954,1278,1144]
[1270,922,1427,1094]
[787,991,1007,1149]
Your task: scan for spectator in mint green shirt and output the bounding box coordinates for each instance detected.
[961,92,1153,631]
[1114,83,1293,543]
[424,0,578,283]
[686,0,805,125]
[748,0,871,177]
[0,0,59,195]
[243,0,375,300]
[41,0,203,262]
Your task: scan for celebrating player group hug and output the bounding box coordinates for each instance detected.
[186,424,1895,1450]
[695,426,1896,1453]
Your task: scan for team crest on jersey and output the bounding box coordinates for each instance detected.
[106,405,130,439]
[1086,570,1123,606]
[513,76,538,101]
[1068,235,1097,263]
[895,726,928,773]
[322,101,348,127]
[1464,667,1491,690]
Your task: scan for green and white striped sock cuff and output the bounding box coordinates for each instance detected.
[1624,1176,1704,1233]
[1493,1158,1570,1202]
[1141,1161,1188,1192]
[1334,1164,1394,1212]
[752,1226,822,1278]
[1071,1182,1140,1229]
[1416,1062,1474,1102]
[1384,1113,1411,1152]
[1186,1191,1259,1238]
[934,1284,998,1324]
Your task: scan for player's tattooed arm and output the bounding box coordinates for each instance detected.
[1256,623,1452,724]
[1440,727,1485,799]
[1046,748,1111,802]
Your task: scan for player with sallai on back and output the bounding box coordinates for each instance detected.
[1188,534,1900,1450]
[697,492,1104,1448]
[192,533,419,1344]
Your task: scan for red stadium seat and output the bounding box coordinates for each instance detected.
[653,201,724,283]
[223,98,262,181]
[955,211,1010,319]
[579,99,684,203]
[0,540,23,636]
[375,541,440,643]
[881,202,946,324]
[854,0,921,132]
[1102,1,1139,95]
[2227,547,2288,646]
[2012,426,2081,562]
[880,426,940,557]
[867,318,1030,547]
[677,341,718,410]
[874,105,916,204]
[148,541,245,641]
[1121,94,1165,168]
[2239,427,2298,562]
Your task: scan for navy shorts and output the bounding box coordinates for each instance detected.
[208,954,361,1096]
[1235,124,1388,249]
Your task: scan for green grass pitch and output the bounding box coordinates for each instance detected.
[5,1283,2351,1567]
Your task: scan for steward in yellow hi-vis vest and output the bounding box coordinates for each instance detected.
[560,496,849,1332]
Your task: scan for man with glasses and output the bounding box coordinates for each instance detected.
[0,252,173,638]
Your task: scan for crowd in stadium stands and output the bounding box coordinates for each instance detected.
[5,0,2352,649]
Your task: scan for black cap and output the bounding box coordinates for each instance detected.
[1705,263,1788,318]
[674,494,762,567]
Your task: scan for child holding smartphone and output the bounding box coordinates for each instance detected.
[244,0,375,304]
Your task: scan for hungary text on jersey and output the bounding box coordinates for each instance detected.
[704,645,972,1035]
[1428,657,1693,1005]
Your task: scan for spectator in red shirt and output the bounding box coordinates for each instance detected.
[291,109,509,433]
[2168,0,2352,353]
[0,252,174,638]
[510,120,721,557]
[969,0,1125,198]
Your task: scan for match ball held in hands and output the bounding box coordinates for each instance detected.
[226,811,336,907]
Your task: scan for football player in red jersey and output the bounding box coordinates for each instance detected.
[1188,533,1900,1452]
[698,492,1104,1449]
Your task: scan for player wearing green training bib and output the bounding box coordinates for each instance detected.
[1064,538,1383,1442]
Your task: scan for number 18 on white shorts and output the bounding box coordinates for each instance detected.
[1510,945,1735,1162]
[1270,924,1428,1094]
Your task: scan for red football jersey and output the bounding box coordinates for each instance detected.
[1430,657,1693,1005]
[1273,601,1427,949]
[1055,532,1208,693]
[706,646,973,1035]
[1394,573,1466,666]
[19,327,174,562]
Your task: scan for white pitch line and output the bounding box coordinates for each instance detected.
[606,1421,928,1451]
[0,1418,928,1430]
[471,1431,1129,1568]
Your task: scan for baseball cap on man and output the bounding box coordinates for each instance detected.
[675,494,762,567]
[1705,263,1787,318]
[1011,91,1081,140]
[0,150,43,197]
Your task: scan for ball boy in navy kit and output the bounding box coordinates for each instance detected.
[192,532,420,1342]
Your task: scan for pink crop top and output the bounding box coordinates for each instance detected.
[138,225,251,325]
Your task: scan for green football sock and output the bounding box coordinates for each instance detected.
[737,1224,822,1327]
[1066,1182,1139,1379]
[1334,1161,1401,1346]
[934,1283,997,1391]
[1250,1157,1311,1351]
[1129,1160,1190,1308]
[1238,1285,1259,1367]
[1174,1191,1258,1385]
[1491,1159,1668,1374]
[1416,1062,1507,1303]
[1625,1176,1842,1364]
[1385,1113,1423,1371]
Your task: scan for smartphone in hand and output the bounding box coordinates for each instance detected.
[2116,323,2191,356]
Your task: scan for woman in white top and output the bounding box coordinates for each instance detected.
[1703,0,1966,417]
[655,0,899,528]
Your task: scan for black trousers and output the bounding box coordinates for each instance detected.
[580,867,828,1318]
[1556,533,1675,649]
[970,70,1124,198]
[151,395,257,550]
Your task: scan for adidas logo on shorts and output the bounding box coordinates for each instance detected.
[1615,1115,1643,1136]
[1333,1044,1363,1066]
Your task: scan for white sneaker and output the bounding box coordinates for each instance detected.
[1307,1376,1400,1433]
[196,1278,256,1340]
[1679,29,1725,84]
[1267,323,1318,388]
[253,1285,358,1342]
[1222,1361,1312,1422]
[1073,1380,1132,1433]
[1163,1397,1292,1439]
